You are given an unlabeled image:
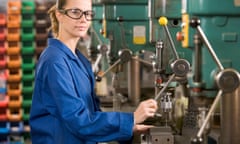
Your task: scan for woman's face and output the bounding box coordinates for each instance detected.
[57,0,92,38]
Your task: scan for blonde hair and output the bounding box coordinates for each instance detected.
[48,0,66,37]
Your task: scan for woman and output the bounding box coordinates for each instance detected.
[29,0,158,143]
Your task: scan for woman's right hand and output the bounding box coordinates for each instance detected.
[133,124,154,133]
[133,99,158,124]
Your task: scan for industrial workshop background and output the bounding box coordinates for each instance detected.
[0,0,240,144]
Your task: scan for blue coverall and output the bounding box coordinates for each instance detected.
[30,38,134,144]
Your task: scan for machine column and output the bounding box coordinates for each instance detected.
[221,87,240,144]
[128,55,140,106]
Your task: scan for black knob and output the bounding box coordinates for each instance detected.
[191,136,203,144]
[190,18,201,28]
[95,76,102,82]
[117,16,124,22]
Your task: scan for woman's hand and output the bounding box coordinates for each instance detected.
[133,99,158,124]
[133,124,155,133]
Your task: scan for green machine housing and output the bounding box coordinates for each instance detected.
[92,0,192,72]
[182,0,240,97]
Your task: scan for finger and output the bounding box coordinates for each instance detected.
[147,99,158,108]
[145,108,157,117]
[134,124,155,132]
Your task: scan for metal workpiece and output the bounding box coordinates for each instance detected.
[160,92,172,113]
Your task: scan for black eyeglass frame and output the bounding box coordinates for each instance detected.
[58,8,95,21]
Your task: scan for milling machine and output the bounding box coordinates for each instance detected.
[87,0,240,144]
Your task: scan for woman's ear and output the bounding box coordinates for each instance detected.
[55,10,63,22]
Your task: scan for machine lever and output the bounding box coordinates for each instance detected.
[190,18,224,71]
[154,74,175,101]
[96,59,121,81]
[196,90,222,138]
[96,49,132,81]
[190,18,240,141]
[132,56,152,66]
[92,44,109,73]
[159,17,179,60]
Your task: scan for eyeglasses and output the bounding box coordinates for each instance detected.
[58,8,95,21]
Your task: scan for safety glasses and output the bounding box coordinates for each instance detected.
[58,8,95,21]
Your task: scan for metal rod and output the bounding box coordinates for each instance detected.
[197,90,223,137]
[128,56,140,106]
[163,25,179,60]
[155,40,164,72]
[196,26,224,71]
[132,57,152,66]
[92,54,102,73]
[193,33,202,82]
[99,59,121,78]
[154,74,175,101]
[221,87,240,144]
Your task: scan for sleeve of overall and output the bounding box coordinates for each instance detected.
[47,62,134,142]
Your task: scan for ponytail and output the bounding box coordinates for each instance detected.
[48,5,58,37]
[48,0,66,37]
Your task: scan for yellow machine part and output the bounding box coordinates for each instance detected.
[182,13,189,48]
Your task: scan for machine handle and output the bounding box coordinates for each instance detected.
[154,73,175,101]
[158,17,179,60]
[190,18,224,71]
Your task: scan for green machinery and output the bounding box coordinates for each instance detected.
[182,0,240,95]
[180,0,240,143]
[91,0,191,88]
[91,0,240,144]
[91,0,191,63]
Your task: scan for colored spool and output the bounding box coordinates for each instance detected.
[0,108,8,121]
[7,69,21,83]
[0,28,6,41]
[7,1,22,15]
[7,83,21,96]
[7,15,21,28]
[0,41,6,54]
[7,108,22,122]
[0,55,7,69]
[0,122,10,134]
[7,55,22,69]
[22,1,35,14]
[8,95,22,108]
[0,96,9,108]
[0,14,6,26]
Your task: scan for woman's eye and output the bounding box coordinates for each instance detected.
[71,10,81,15]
